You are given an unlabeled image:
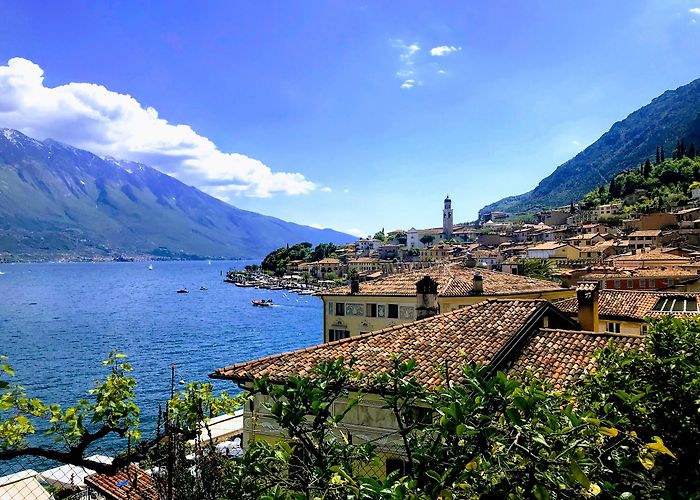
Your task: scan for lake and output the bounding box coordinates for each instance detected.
[0,260,323,443]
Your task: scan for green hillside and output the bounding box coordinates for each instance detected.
[480,77,700,217]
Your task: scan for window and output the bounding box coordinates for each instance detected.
[614,280,621,289]
[328,329,349,342]
[335,303,345,316]
[652,297,699,313]
[388,304,399,319]
[640,324,648,335]
[366,303,377,317]
[627,279,634,289]
[639,279,646,288]
[649,279,656,288]
[606,322,621,333]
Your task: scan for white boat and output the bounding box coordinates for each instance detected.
[148,264,153,270]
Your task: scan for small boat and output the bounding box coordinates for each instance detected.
[200,286,208,291]
[234,282,256,288]
[148,264,153,270]
[252,299,273,307]
[176,289,189,294]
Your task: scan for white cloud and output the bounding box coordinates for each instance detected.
[689,7,700,15]
[430,45,461,57]
[400,79,416,89]
[437,69,446,75]
[320,186,332,193]
[0,57,317,198]
[343,188,350,194]
[571,140,581,146]
[309,223,324,229]
[392,40,421,86]
[344,227,365,238]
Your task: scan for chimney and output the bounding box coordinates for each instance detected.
[350,271,360,294]
[576,281,600,332]
[472,272,484,295]
[415,275,439,320]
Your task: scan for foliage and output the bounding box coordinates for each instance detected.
[4,317,700,497]
[523,258,555,281]
[260,242,339,276]
[0,351,140,471]
[581,157,700,213]
[260,242,313,275]
[578,317,700,498]
[373,230,388,242]
[419,234,435,246]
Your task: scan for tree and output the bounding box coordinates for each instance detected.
[523,258,554,281]
[643,158,652,177]
[419,234,435,246]
[578,316,700,497]
[661,144,665,162]
[373,229,387,242]
[0,352,141,473]
[656,145,661,165]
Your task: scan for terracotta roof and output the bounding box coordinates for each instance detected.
[320,263,566,297]
[508,329,643,390]
[211,300,563,388]
[555,290,700,320]
[581,268,700,280]
[629,230,662,237]
[528,242,573,251]
[609,249,689,262]
[85,465,159,500]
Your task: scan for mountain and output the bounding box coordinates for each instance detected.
[480,77,700,217]
[0,129,354,261]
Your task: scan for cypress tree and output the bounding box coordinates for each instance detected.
[644,158,652,177]
[661,145,665,162]
[656,146,660,165]
[570,200,575,213]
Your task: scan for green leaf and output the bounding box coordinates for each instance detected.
[533,484,550,500]
[570,460,591,488]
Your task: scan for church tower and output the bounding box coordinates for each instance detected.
[443,195,453,239]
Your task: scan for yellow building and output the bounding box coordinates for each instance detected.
[555,286,700,335]
[526,242,580,260]
[317,262,573,341]
[211,297,640,476]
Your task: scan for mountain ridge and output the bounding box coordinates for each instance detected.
[0,129,354,261]
[479,77,700,216]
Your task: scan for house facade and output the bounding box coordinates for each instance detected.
[317,263,573,341]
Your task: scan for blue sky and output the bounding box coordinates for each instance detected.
[2,1,700,237]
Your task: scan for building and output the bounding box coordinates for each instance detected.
[607,248,692,269]
[576,268,700,291]
[628,230,662,249]
[566,233,607,247]
[555,286,700,335]
[526,242,579,261]
[317,263,573,340]
[443,195,453,239]
[211,297,640,475]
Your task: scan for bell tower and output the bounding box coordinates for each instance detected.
[443,195,453,239]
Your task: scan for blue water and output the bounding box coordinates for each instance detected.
[0,260,322,449]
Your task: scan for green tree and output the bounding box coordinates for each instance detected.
[419,234,435,246]
[523,258,554,281]
[578,316,700,497]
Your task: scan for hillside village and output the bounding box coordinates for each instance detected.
[287,178,700,297]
